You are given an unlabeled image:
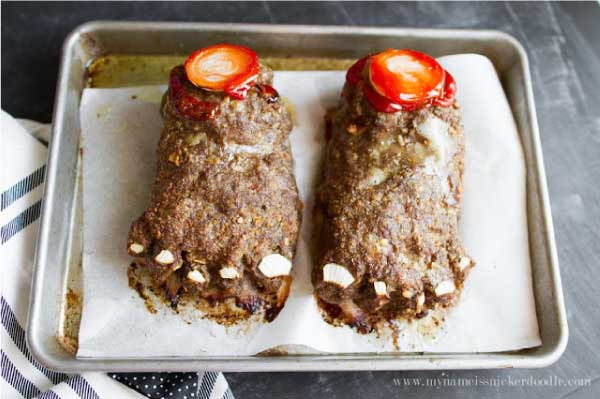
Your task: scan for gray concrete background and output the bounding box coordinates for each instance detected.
[2,2,599,398]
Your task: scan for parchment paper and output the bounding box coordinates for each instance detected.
[77,54,541,357]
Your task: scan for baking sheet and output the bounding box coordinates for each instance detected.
[77,54,540,357]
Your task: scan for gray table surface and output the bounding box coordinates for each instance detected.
[2,1,599,398]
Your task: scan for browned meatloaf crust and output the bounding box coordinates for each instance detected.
[312,75,474,332]
[127,65,301,320]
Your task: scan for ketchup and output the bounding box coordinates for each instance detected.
[258,84,280,103]
[170,69,217,121]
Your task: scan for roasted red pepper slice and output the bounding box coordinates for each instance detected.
[363,83,421,113]
[184,43,260,100]
[368,49,445,105]
[432,71,457,108]
[345,49,456,112]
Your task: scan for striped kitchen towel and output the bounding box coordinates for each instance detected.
[0,110,234,399]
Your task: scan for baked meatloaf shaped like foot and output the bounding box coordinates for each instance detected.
[127,45,301,322]
[313,50,474,332]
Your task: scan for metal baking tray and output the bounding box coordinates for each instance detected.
[27,22,567,372]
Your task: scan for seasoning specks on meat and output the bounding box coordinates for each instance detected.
[128,64,301,322]
[312,60,474,332]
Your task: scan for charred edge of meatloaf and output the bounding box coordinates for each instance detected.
[312,79,474,333]
[127,64,302,322]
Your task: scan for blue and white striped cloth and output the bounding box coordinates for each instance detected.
[0,110,234,399]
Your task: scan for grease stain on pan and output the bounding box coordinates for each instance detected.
[87,54,355,88]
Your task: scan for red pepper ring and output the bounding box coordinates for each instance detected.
[363,71,455,113]
[184,43,260,100]
[363,84,406,113]
[368,49,446,105]
[432,71,457,107]
[344,50,457,112]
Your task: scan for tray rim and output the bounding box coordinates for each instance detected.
[27,21,568,372]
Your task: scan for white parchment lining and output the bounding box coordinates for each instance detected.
[77,54,540,357]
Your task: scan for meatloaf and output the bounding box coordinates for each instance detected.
[313,54,474,332]
[127,63,301,321]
